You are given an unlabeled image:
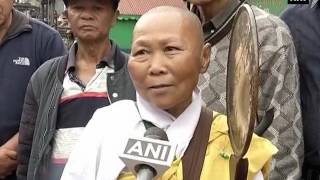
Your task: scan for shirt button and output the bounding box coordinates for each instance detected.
[112,93,118,98]
[110,75,114,80]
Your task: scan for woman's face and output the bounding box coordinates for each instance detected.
[128,12,210,117]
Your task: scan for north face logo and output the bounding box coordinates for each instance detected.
[13,57,30,66]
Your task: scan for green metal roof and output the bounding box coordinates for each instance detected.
[117,15,140,21]
[111,1,289,51]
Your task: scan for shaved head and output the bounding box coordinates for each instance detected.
[129,6,211,117]
[133,6,205,48]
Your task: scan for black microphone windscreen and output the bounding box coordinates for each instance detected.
[143,126,168,141]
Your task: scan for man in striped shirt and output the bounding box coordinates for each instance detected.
[17,0,135,179]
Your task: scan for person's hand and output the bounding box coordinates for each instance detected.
[0,146,17,178]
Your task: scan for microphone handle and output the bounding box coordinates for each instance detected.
[137,165,155,180]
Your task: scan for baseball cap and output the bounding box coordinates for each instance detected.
[63,0,120,10]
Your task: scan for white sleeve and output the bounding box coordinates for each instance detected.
[61,108,106,180]
[253,171,264,180]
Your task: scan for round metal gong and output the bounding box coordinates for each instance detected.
[226,4,259,158]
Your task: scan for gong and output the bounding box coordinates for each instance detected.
[226,4,259,180]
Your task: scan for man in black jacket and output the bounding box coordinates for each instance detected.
[281,0,320,179]
[0,0,66,179]
[17,0,135,179]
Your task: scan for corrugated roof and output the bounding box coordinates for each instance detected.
[118,0,186,16]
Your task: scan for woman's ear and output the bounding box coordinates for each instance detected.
[200,43,211,73]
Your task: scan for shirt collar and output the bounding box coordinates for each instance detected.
[1,9,31,45]
[65,40,116,73]
[136,88,202,157]
[201,0,239,43]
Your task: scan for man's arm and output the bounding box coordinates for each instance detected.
[17,79,39,180]
[259,36,303,179]
[0,133,18,178]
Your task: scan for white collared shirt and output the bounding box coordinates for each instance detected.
[135,89,202,158]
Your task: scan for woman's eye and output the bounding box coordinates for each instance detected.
[165,46,180,52]
[72,6,83,10]
[164,46,182,55]
[133,49,148,56]
[94,6,104,11]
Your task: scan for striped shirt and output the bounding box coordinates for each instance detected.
[48,42,115,180]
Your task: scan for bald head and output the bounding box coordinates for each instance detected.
[128,6,211,117]
[133,6,204,47]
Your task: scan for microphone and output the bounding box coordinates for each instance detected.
[119,126,177,180]
[137,127,168,180]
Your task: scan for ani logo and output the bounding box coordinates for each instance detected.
[288,0,309,4]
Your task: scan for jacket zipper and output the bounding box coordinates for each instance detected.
[106,73,113,104]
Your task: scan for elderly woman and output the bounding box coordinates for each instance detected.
[61,6,277,180]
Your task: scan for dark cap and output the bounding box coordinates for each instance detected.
[63,0,120,10]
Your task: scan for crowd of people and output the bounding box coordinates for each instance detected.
[0,0,319,179]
